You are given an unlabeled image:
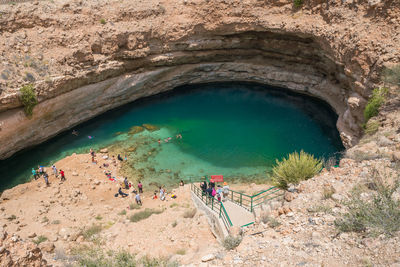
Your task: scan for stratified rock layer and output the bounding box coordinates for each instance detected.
[0,0,399,159]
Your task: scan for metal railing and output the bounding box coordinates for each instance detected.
[191,183,233,231]
[229,186,283,212]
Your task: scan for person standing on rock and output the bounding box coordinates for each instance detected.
[90,148,96,163]
[52,165,58,178]
[135,192,142,205]
[32,168,38,180]
[43,172,49,187]
[124,177,129,190]
[60,169,66,181]
[138,181,143,193]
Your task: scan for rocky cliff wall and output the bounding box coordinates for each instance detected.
[0,0,399,159]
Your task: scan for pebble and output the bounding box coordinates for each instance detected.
[201,254,215,262]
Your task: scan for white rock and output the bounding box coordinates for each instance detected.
[201,254,215,262]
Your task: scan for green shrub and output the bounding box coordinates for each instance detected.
[182,208,196,218]
[272,150,322,189]
[175,248,186,255]
[100,18,106,24]
[335,178,400,237]
[118,210,127,216]
[83,224,102,240]
[222,235,242,250]
[261,214,281,228]
[293,0,303,8]
[129,209,163,223]
[52,220,61,224]
[19,84,38,117]
[364,119,380,135]
[364,87,388,123]
[129,202,141,210]
[95,215,103,220]
[171,221,177,227]
[33,235,48,245]
[382,64,400,86]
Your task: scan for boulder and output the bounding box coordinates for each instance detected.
[100,148,108,153]
[39,242,55,253]
[201,254,215,262]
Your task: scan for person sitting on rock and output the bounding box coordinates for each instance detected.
[118,187,128,197]
[117,154,123,161]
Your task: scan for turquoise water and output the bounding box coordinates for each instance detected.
[0,83,344,191]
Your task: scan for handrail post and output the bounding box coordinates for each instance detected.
[240,194,242,206]
[211,197,214,210]
[231,191,233,201]
[250,196,253,212]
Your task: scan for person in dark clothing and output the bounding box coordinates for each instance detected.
[43,172,49,186]
[117,154,123,161]
[209,180,215,189]
[124,177,129,189]
[118,187,128,197]
[206,187,213,197]
[200,181,207,192]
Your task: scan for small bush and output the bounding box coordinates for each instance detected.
[364,87,388,123]
[322,186,336,200]
[33,235,48,245]
[129,202,141,210]
[51,220,61,224]
[293,0,303,8]
[118,210,127,216]
[171,221,177,228]
[223,235,242,250]
[6,214,16,221]
[19,84,38,117]
[100,18,106,24]
[182,208,197,218]
[170,203,179,208]
[272,150,322,189]
[382,64,400,86]
[261,214,281,228]
[129,209,163,223]
[364,119,380,135]
[335,177,400,236]
[176,248,186,255]
[308,205,332,214]
[83,224,102,240]
[95,215,103,220]
[41,216,49,223]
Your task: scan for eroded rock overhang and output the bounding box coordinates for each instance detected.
[0,30,367,159]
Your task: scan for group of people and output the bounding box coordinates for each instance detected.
[157,133,182,144]
[200,180,229,202]
[31,164,66,186]
[116,179,144,206]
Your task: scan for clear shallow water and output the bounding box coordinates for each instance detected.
[0,83,344,191]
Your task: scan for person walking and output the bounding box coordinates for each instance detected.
[52,165,58,177]
[138,181,143,193]
[60,169,66,181]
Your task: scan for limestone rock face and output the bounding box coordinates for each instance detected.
[0,0,398,158]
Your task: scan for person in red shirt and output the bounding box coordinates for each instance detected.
[60,169,66,181]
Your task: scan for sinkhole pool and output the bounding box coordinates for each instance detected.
[0,82,344,191]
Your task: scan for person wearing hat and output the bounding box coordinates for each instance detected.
[223,182,229,201]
